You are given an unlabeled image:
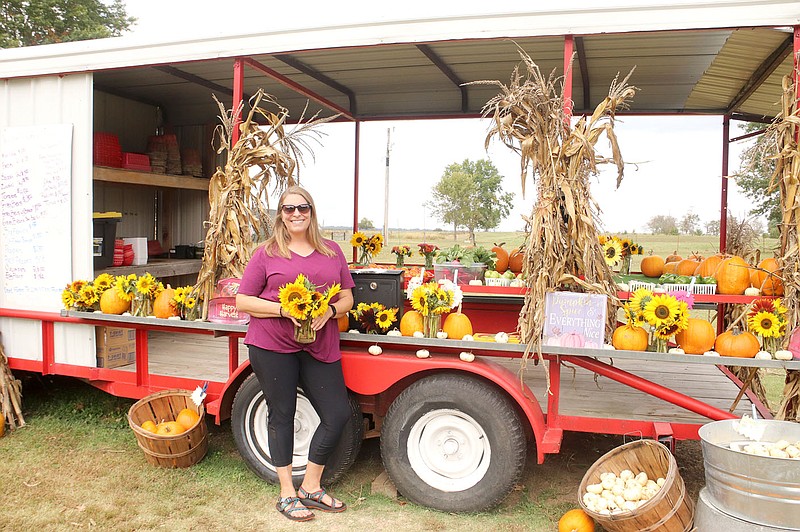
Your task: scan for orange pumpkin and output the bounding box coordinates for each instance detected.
[176,408,201,430]
[639,255,665,278]
[399,310,424,336]
[443,311,473,340]
[492,243,509,273]
[663,261,679,274]
[99,287,131,315]
[508,249,524,274]
[715,327,760,358]
[140,420,157,433]
[559,508,595,532]
[752,257,783,296]
[715,256,751,295]
[338,314,349,332]
[676,259,701,276]
[612,324,648,351]
[153,285,179,318]
[675,318,716,354]
[155,421,186,436]
[694,255,723,277]
[665,251,682,263]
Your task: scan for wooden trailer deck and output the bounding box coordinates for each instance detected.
[123,331,758,425]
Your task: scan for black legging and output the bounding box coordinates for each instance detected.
[248,346,351,468]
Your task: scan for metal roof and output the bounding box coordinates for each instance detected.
[1,2,798,124]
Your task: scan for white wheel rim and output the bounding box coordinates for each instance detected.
[247,392,320,472]
[406,408,491,492]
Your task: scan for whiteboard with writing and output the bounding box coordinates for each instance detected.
[0,124,73,310]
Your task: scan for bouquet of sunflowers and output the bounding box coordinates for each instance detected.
[600,234,643,274]
[747,298,788,354]
[115,272,163,317]
[351,232,383,266]
[406,277,463,337]
[350,302,398,334]
[624,287,690,352]
[61,273,115,311]
[278,274,341,343]
[171,286,201,320]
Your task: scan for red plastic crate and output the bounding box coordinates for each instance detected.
[123,152,150,166]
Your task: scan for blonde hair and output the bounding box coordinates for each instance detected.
[263,186,335,258]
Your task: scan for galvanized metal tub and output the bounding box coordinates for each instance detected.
[699,419,800,530]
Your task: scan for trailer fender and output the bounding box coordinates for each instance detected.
[342,350,548,463]
[209,359,253,423]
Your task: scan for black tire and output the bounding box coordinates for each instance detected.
[381,373,526,512]
[231,373,363,486]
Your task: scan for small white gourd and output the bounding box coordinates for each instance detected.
[436,331,448,339]
[775,350,793,361]
[744,286,761,296]
[755,350,773,360]
[703,350,720,356]
[668,347,685,354]
[413,331,425,338]
[415,349,430,358]
[459,351,475,362]
[348,329,360,334]
[368,344,382,356]
[495,331,509,343]
[461,334,474,342]
[386,329,402,337]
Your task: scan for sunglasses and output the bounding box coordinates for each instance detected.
[281,203,312,214]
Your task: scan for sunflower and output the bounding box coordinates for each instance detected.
[643,294,681,328]
[749,311,781,338]
[350,232,367,247]
[375,308,397,329]
[78,284,99,306]
[62,289,76,309]
[622,303,646,328]
[410,284,430,314]
[773,298,787,315]
[654,321,682,340]
[93,273,114,292]
[603,239,623,266]
[287,296,312,320]
[628,288,653,314]
[279,278,311,310]
[748,298,777,318]
[135,274,156,296]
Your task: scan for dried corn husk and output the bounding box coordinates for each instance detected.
[195,90,337,317]
[1,338,25,431]
[768,67,800,422]
[472,48,635,389]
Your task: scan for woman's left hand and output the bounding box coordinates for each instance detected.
[311,306,335,331]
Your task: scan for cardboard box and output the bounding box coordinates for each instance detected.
[123,237,148,266]
[96,326,136,368]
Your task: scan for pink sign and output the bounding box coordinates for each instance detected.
[542,291,607,349]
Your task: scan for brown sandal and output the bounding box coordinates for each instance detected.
[276,496,315,522]
[298,486,347,513]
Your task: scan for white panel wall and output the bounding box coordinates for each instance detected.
[0,74,95,366]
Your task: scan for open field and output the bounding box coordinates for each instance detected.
[325,229,779,270]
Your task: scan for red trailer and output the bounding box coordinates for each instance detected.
[2,2,800,513]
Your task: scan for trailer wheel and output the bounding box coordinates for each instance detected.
[381,373,526,512]
[231,374,363,486]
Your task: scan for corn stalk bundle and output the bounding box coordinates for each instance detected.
[472,48,635,380]
[768,69,800,422]
[0,339,25,431]
[195,90,336,318]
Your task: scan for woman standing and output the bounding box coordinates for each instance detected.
[236,186,355,522]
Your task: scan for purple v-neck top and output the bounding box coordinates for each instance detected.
[238,239,355,362]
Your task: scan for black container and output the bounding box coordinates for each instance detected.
[92,216,121,269]
[173,245,196,259]
[350,269,404,330]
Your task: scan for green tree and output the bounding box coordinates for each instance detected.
[0,0,134,48]
[359,217,375,229]
[735,122,779,236]
[429,159,514,246]
[646,214,678,235]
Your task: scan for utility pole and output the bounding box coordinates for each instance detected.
[383,128,392,242]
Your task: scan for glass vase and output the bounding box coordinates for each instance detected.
[358,250,373,267]
[423,313,441,338]
[182,305,200,321]
[130,294,152,317]
[294,318,316,344]
[424,255,434,269]
[395,255,405,268]
[652,337,668,353]
[620,254,632,275]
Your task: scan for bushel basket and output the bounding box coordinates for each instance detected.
[579,439,694,532]
[128,389,208,468]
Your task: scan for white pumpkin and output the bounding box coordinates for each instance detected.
[368,344,382,356]
[459,351,475,362]
[436,331,448,339]
[461,334,474,342]
[386,329,402,337]
[744,287,761,296]
[754,350,772,360]
[416,349,430,359]
[775,350,794,361]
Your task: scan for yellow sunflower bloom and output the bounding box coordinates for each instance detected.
[629,288,653,314]
[376,309,396,329]
[410,285,429,314]
[93,273,114,291]
[79,284,99,306]
[279,280,310,308]
[603,239,623,266]
[773,298,787,315]
[62,290,76,309]
[136,274,155,295]
[654,321,682,340]
[185,296,197,309]
[350,232,367,247]
[643,294,680,328]
[749,311,781,338]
